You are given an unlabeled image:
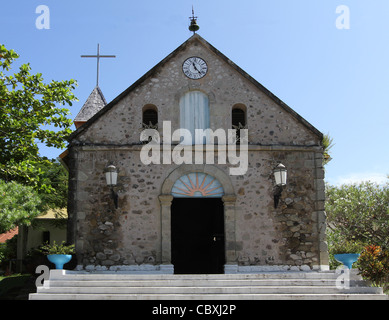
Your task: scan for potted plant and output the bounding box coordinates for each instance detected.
[334,253,361,270]
[39,241,75,269]
[331,239,364,269]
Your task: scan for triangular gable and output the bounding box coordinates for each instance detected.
[69,34,322,141]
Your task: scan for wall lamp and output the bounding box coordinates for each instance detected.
[273,163,287,208]
[105,164,118,209]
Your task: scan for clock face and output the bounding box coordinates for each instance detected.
[182,57,208,79]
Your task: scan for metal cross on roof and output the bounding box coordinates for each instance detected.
[81,44,116,87]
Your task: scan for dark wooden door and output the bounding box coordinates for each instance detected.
[171,198,225,274]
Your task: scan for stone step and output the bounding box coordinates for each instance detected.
[29,270,388,300]
[29,293,388,300]
[36,285,383,295]
[45,279,364,287]
[48,271,355,281]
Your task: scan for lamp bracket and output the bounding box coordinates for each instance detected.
[111,187,118,209]
[274,185,283,209]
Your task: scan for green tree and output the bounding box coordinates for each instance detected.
[325,179,389,250]
[0,180,42,233]
[0,44,77,190]
[36,159,68,211]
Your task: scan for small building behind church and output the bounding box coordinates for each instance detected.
[63,34,329,274]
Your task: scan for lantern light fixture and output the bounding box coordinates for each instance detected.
[105,164,118,208]
[274,163,287,187]
[273,163,287,208]
[105,164,118,186]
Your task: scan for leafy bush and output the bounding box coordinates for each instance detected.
[326,180,389,249]
[327,230,365,269]
[0,243,6,267]
[328,232,365,255]
[0,236,18,270]
[358,245,389,292]
[39,241,75,255]
[326,180,389,272]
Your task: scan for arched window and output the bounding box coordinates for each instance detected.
[179,91,210,145]
[232,104,247,144]
[171,173,224,198]
[141,105,158,144]
[142,105,158,128]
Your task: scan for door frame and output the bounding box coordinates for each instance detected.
[159,165,237,272]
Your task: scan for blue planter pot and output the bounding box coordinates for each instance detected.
[334,253,360,269]
[47,254,72,269]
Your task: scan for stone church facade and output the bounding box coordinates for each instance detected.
[63,34,329,273]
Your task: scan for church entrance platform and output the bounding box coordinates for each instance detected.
[29,269,387,300]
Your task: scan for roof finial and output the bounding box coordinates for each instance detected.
[189,6,200,34]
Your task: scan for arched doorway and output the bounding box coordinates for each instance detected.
[159,165,237,274]
[171,173,225,274]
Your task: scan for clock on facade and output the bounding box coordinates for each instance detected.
[182,57,208,79]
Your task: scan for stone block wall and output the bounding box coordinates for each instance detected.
[67,145,328,271]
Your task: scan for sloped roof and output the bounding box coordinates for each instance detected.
[69,34,322,141]
[0,209,68,244]
[37,208,68,219]
[74,86,107,123]
[0,227,18,243]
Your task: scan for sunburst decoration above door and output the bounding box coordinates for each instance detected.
[171,173,224,198]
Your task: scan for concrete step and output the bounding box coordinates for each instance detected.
[36,285,383,295]
[29,270,388,300]
[46,271,355,281]
[29,293,388,300]
[44,279,366,287]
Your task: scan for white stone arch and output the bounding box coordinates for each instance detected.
[159,164,237,270]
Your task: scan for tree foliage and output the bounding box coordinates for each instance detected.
[325,179,389,250]
[36,159,68,211]
[0,44,77,190]
[0,180,42,233]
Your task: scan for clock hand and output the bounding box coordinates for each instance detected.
[192,62,201,73]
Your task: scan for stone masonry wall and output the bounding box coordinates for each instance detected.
[69,146,326,270]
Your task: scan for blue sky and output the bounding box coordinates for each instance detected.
[2,0,388,185]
